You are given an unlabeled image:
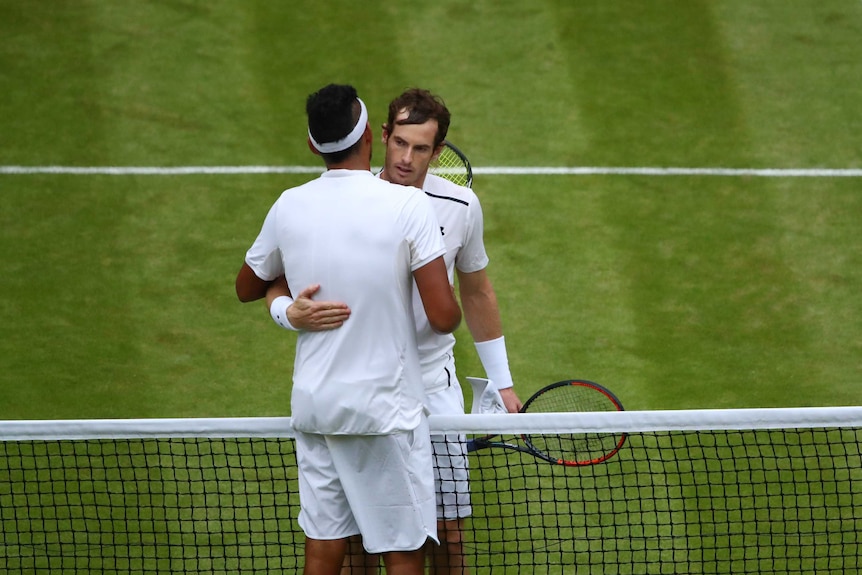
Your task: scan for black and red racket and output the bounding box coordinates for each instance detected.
[466,379,627,466]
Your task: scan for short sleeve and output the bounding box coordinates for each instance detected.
[455,192,489,273]
[400,188,446,271]
[244,202,284,281]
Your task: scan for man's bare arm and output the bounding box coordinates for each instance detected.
[414,256,461,334]
[458,268,523,413]
[236,262,272,302]
[457,268,501,341]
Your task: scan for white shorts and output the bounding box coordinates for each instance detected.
[426,365,472,520]
[294,418,438,554]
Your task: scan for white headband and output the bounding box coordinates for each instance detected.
[308,97,368,154]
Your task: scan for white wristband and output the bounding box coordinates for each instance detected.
[270,295,299,331]
[474,336,514,390]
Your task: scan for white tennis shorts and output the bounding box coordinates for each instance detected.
[294,417,438,554]
[426,369,472,520]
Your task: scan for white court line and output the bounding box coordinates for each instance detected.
[474,167,862,177]
[1,165,862,177]
[0,165,323,175]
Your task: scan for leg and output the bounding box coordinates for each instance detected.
[425,381,473,575]
[304,536,348,575]
[341,534,381,575]
[427,519,469,575]
[381,545,426,575]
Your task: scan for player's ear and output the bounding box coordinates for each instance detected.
[307,137,321,156]
[381,124,390,144]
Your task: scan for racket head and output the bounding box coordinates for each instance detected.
[429,140,473,188]
[520,379,627,466]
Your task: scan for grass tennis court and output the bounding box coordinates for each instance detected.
[1,4,862,572]
[2,1,860,418]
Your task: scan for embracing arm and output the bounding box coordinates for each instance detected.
[266,276,351,331]
[235,262,272,302]
[414,256,461,334]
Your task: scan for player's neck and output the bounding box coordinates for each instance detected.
[324,147,372,172]
[321,129,373,172]
[380,170,428,190]
[325,158,371,172]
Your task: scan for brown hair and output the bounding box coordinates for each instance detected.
[386,88,451,148]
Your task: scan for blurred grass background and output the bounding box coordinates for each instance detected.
[1,1,860,418]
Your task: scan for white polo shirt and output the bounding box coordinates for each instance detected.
[245,169,446,435]
[413,174,489,393]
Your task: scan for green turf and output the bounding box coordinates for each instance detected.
[1,1,861,419]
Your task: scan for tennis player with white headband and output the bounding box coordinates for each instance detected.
[264,87,523,574]
[236,83,461,575]
[307,97,368,154]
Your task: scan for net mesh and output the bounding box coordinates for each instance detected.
[1,409,861,574]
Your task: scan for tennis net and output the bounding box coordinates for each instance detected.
[2,407,861,574]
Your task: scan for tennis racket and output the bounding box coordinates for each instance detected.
[429,140,473,188]
[466,379,627,466]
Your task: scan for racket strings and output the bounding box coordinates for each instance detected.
[430,147,470,187]
[526,387,620,414]
[526,432,624,464]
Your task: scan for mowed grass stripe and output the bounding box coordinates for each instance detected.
[0,3,109,165]
[603,177,813,409]
[772,179,862,402]
[710,2,862,168]
[381,0,590,166]
[469,176,646,403]
[555,2,790,407]
[83,3,278,166]
[554,1,752,167]
[0,177,137,416]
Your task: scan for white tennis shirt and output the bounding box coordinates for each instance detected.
[389,174,490,394]
[245,169,446,434]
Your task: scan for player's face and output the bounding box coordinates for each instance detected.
[382,111,440,189]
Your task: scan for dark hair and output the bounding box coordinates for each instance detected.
[306,84,363,164]
[386,88,451,148]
